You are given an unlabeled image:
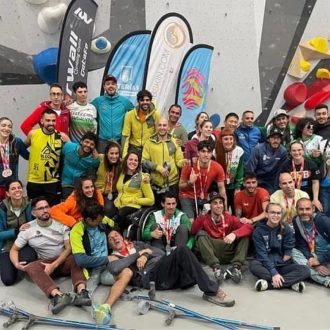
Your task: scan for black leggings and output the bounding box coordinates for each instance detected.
[0,245,38,286]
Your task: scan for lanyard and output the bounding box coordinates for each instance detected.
[284,195,295,223]
[304,222,316,253]
[116,240,136,257]
[196,160,211,200]
[225,151,233,185]
[0,143,9,169]
[292,159,304,189]
[211,215,227,239]
[161,216,174,244]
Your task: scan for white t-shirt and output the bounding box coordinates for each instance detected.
[14,219,70,260]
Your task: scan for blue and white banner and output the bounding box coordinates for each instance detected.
[102,31,151,105]
[144,13,193,114]
[57,0,97,97]
[175,44,213,132]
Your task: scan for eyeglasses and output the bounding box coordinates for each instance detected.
[34,205,50,211]
[306,124,313,130]
[50,92,62,96]
[268,211,282,216]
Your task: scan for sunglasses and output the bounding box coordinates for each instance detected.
[306,124,313,130]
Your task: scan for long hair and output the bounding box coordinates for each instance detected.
[215,128,236,170]
[74,176,98,213]
[104,141,121,170]
[294,117,315,139]
[121,151,141,175]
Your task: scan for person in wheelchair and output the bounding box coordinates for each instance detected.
[141,192,193,252]
[142,117,188,206]
[114,151,154,232]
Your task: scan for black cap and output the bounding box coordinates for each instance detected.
[267,126,283,138]
[103,74,117,84]
[207,191,225,204]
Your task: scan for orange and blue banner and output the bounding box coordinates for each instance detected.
[175,44,213,132]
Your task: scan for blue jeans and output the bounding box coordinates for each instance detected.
[320,186,330,217]
[292,248,330,287]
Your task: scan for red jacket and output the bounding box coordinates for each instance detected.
[191,212,253,239]
[20,101,70,135]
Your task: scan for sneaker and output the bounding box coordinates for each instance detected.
[214,268,227,284]
[92,304,112,325]
[255,279,268,292]
[51,293,72,314]
[225,265,242,284]
[291,281,305,293]
[203,289,235,307]
[74,289,92,306]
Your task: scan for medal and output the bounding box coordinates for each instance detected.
[107,192,113,200]
[2,168,12,178]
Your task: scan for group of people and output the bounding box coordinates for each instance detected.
[0,74,330,326]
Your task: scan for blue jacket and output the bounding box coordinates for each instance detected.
[253,220,295,276]
[235,125,263,163]
[92,94,134,141]
[61,143,100,187]
[245,142,288,193]
[293,213,330,263]
[0,135,29,188]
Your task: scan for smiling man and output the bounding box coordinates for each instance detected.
[121,89,160,157]
[292,198,330,288]
[314,104,330,139]
[142,117,186,204]
[167,104,188,149]
[60,131,100,199]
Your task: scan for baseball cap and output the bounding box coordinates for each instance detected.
[273,109,289,119]
[267,126,283,138]
[103,74,117,84]
[207,191,225,204]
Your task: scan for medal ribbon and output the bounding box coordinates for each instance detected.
[0,143,10,170]
[304,222,316,254]
[105,168,114,194]
[196,160,211,200]
[225,151,232,185]
[292,159,304,189]
[161,216,174,244]
[284,195,295,223]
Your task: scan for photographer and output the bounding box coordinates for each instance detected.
[142,192,193,252]
[142,118,188,206]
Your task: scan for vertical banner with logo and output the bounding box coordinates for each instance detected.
[143,13,193,115]
[175,45,214,132]
[101,31,151,105]
[57,0,97,98]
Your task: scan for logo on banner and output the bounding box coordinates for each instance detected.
[164,22,186,48]
[121,66,133,83]
[74,7,93,24]
[182,68,205,110]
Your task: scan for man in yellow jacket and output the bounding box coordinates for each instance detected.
[142,117,188,205]
[121,90,160,157]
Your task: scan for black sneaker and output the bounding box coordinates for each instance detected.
[214,268,227,284]
[225,265,242,284]
[51,293,72,314]
[74,289,92,306]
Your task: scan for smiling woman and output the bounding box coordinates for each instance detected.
[0,117,29,201]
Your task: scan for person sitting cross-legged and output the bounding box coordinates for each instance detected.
[191,192,253,284]
[249,202,310,293]
[70,203,132,325]
[292,198,330,288]
[10,197,91,314]
[142,192,193,251]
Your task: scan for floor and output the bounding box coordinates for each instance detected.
[0,265,329,330]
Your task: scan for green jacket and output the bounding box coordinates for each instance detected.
[142,209,194,249]
[142,133,185,188]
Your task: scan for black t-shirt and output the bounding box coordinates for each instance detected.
[279,158,321,199]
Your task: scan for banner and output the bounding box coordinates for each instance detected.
[57,0,97,97]
[101,31,151,105]
[175,44,213,132]
[144,13,193,114]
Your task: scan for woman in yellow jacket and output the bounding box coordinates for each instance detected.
[114,151,154,231]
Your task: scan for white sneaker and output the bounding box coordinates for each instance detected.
[291,281,305,293]
[255,279,268,291]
